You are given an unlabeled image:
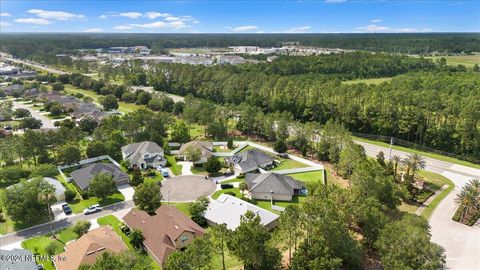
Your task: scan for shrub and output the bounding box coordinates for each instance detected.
[220,184,234,189]
[241,197,257,204]
[64,189,76,202]
[225,191,236,197]
[72,220,91,237]
[30,164,58,178]
[45,241,60,256]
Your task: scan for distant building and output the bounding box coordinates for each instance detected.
[204,194,279,230]
[55,226,128,270]
[229,46,260,53]
[123,205,204,267]
[0,249,37,270]
[70,163,130,191]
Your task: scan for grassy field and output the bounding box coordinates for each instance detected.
[189,124,206,139]
[169,202,192,216]
[97,215,161,270]
[63,84,143,113]
[427,55,480,67]
[342,77,393,85]
[22,226,79,270]
[287,170,327,185]
[353,136,480,169]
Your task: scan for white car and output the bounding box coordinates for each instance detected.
[83,204,102,215]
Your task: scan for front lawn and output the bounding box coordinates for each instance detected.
[169,202,192,217]
[166,155,182,176]
[211,187,242,200]
[97,215,160,270]
[68,192,125,213]
[22,226,79,270]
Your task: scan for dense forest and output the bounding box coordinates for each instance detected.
[138,54,479,160]
[1,33,480,58]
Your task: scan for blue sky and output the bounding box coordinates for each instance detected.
[1,1,479,33]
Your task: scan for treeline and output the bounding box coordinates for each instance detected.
[144,58,480,160]
[1,33,480,58]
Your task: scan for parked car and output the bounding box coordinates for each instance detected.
[161,169,169,177]
[61,203,72,215]
[83,204,102,215]
[155,166,163,171]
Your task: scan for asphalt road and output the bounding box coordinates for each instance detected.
[12,101,57,129]
[0,200,134,246]
[3,57,67,75]
[355,140,480,269]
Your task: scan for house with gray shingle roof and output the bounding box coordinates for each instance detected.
[228,149,274,174]
[70,163,130,191]
[245,172,304,201]
[121,141,166,170]
[177,140,213,164]
[0,249,37,270]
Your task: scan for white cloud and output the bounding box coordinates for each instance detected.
[371,19,382,23]
[165,16,181,21]
[325,0,347,3]
[232,25,258,32]
[129,20,188,29]
[28,9,85,21]
[285,26,311,33]
[119,12,144,19]
[0,21,11,27]
[99,14,108,20]
[355,24,433,33]
[256,31,265,33]
[0,13,11,17]
[145,12,170,19]
[114,25,133,30]
[83,28,103,33]
[14,18,51,25]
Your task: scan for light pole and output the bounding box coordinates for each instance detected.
[389,137,394,160]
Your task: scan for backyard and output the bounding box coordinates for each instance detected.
[21,226,79,270]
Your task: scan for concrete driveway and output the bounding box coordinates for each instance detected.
[118,184,134,201]
[161,175,216,202]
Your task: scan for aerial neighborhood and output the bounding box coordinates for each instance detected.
[0,3,480,269]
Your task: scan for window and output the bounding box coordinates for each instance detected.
[180,235,188,243]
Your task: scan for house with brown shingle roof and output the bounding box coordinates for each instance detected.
[54,225,128,270]
[122,205,205,267]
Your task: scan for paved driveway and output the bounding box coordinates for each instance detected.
[12,101,56,129]
[161,175,216,202]
[117,184,134,201]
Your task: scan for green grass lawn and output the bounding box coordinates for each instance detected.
[221,178,244,184]
[287,171,327,185]
[68,192,125,213]
[212,187,242,200]
[342,77,393,85]
[142,170,163,184]
[213,145,235,153]
[255,195,307,214]
[272,157,308,171]
[97,215,161,270]
[426,55,480,67]
[166,155,182,176]
[353,136,480,169]
[169,202,192,217]
[21,226,79,270]
[189,124,205,139]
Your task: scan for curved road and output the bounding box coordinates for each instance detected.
[356,141,480,270]
[12,100,57,129]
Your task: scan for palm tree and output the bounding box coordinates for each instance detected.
[38,178,56,238]
[407,153,426,179]
[455,188,477,222]
[401,158,413,180]
[391,155,402,179]
[239,182,248,197]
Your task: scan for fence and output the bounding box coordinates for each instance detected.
[351,132,480,164]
